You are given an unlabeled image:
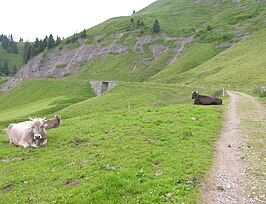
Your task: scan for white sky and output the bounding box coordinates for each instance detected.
[1,0,157,42]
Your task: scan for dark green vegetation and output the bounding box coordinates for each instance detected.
[0,42,24,76]
[0,0,265,203]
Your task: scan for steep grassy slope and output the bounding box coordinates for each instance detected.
[149,43,220,82]
[68,51,173,82]
[69,0,265,82]
[150,28,266,89]
[0,78,94,127]
[90,0,265,40]
[12,0,265,83]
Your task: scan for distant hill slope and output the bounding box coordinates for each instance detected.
[149,28,266,87]
[0,42,24,75]
[6,0,264,85]
[0,78,94,126]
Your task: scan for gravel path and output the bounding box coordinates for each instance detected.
[200,91,266,203]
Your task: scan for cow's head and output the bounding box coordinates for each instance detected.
[29,117,47,140]
[192,91,199,99]
[54,115,61,128]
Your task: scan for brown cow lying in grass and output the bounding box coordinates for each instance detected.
[192,91,222,105]
[44,115,61,130]
[7,115,61,148]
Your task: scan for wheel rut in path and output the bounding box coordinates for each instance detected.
[200,91,266,203]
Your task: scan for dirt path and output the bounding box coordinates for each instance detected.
[200,91,266,203]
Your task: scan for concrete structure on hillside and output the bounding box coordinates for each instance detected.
[89,81,117,96]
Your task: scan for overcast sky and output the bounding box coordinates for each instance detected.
[1,0,157,42]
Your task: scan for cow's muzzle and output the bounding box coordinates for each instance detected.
[34,134,42,140]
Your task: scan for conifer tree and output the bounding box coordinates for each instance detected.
[13,65,17,76]
[23,41,32,63]
[80,30,87,38]
[1,35,9,49]
[56,36,62,45]
[11,41,18,54]
[47,34,55,49]
[153,18,160,33]
[32,38,40,56]
[3,59,9,76]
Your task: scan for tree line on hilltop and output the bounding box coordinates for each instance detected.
[23,34,62,63]
[0,33,62,76]
[0,34,18,54]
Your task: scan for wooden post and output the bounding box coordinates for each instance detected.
[128,101,131,110]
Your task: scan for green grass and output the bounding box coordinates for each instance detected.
[151,28,266,91]
[68,50,173,82]
[148,43,220,83]
[0,103,223,203]
[1,0,265,202]
[56,64,67,69]
[0,77,7,87]
[85,0,265,43]
[0,78,95,127]
[59,82,216,119]
[0,78,225,203]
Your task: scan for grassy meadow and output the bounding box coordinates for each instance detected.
[0,0,265,202]
[0,79,225,203]
[0,78,95,127]
[0,79,224,203]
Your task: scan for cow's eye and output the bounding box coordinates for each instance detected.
[31,126,35,129]
[41,125,44,128]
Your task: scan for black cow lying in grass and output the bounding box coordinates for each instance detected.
[192,91,222,105]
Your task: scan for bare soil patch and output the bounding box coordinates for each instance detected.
[200,91,266,203]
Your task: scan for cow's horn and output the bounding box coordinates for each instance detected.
[29,117,33,121]
[43,117,47,120]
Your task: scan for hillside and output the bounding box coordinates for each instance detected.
[149,28,266,88]
[0,42,24,76]
[0,78,94,127]
[0,0,265,203]
[0,0,262,86]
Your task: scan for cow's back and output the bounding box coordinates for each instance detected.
[195,95,213,105]
[8,121,31,145]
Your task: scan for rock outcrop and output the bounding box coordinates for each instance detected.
[1,33,193,92]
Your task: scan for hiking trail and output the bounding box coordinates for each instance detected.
[200,91,266,203]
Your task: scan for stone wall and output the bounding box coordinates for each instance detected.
[89,81,117,96]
